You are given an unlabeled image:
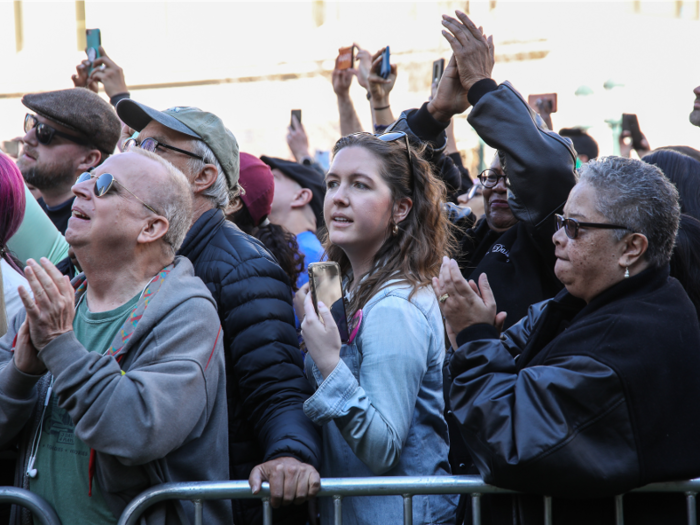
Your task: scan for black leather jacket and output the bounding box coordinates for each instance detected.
[450,266,700,524]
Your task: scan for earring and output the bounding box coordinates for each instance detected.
[624,266,630,279]
[392,223,399,236]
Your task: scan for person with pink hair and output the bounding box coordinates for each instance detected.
[0,153,29,333]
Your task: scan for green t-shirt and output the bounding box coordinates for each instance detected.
[30,292,140,525]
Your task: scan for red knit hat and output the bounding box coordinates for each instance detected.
[238,152,274,226]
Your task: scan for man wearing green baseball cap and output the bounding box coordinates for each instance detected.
[116,100,321,524]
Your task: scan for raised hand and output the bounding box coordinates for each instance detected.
[440,11,495,94]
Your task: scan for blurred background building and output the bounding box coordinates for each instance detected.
[1,0,700,176]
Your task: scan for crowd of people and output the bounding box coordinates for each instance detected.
[0,9,700,525]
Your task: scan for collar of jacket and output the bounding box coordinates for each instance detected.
[71,262,177,361]
[557,264,670,324]
[177,208,227,262]
[517,264,669,369]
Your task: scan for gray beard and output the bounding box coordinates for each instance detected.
[690,110,700,127]
[20,164,76,192]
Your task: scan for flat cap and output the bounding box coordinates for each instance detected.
[22,88,121,155]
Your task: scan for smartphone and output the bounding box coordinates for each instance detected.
[432,58,445,84]
[336,45,355,70]
[308,262,349,343]
[622,114,645,150]
[380,46,391,79]
[86,28,101,74]
[290,109,302,129]
[528,93,558,113]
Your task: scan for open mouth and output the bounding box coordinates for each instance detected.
[332,216,353,224]
[71,209,90,220]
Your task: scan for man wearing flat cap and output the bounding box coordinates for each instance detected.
[115,99,321,525]
[261,156,326,289]
[17,88,121,234]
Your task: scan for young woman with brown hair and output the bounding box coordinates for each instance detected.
[297,132,458,524]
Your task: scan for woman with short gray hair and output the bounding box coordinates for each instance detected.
[435,156,700,524]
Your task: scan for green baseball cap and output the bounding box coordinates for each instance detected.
[116,100,239,189]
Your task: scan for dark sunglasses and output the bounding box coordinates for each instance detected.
[75,172,160,215]
[478,168,509,188]
[351,131,414,181]
[24,114,91,147]
[124,137,204,161]
[555,213,632,239]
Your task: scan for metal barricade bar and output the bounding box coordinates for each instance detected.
[116,476,700,525]
[0,487,61,525]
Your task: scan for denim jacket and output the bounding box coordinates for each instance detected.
[304,281,457,525]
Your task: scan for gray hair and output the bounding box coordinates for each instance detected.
[131,148,193,255]
[187,140,241,209]
[578,156,680,267]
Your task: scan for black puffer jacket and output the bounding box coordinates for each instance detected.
[177,209,321,525]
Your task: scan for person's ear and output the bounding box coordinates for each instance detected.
[76,149,103,172]
[137,216,170,245]
[619,232,648,269]
[290,188,313,209]
[227,196,244,215]
[192,164,218,195]
[392,197,413,225]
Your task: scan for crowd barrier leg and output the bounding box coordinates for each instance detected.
[471,493,481,525]
[0,487,60,525]
[687,492,697,525]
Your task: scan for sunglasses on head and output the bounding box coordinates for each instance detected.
[24,114,91,147]
[351,131,414,181]
[555,213,632,239]
[75,172,160,215]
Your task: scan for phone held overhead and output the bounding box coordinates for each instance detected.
[379,46,391,79]
[527,93,558,114]
[85,28,101,74]
[336,45,355,70]
[290,109,302,129]
[432,58,445,84]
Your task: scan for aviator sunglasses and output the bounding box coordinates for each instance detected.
[555,213,632,240]
[24,114,91,147]
[75,171,160,215]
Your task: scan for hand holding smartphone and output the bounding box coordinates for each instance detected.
[528,93,558,114]
[432,58,445,84]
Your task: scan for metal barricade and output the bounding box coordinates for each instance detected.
[116,475,700,525]
[0,486,61,525]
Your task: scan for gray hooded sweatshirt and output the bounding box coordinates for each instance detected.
[0,256,231,525]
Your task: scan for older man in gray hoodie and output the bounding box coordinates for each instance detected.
[0,149,231,525]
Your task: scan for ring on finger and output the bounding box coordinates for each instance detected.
[439,293,449,303]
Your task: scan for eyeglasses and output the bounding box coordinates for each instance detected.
[555,214,632,239]
[75,171,160,215]
[478,168,509,188]
[24,114,91,147]
[351,131,414,181]
[124,137,204,161]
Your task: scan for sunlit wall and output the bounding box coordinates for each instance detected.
[1,0,700,176]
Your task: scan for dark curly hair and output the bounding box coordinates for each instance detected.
[227,205,305,291]
[325,133,458,314]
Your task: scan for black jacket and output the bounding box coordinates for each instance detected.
[449,265,700,524]
[177,209,321,525]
